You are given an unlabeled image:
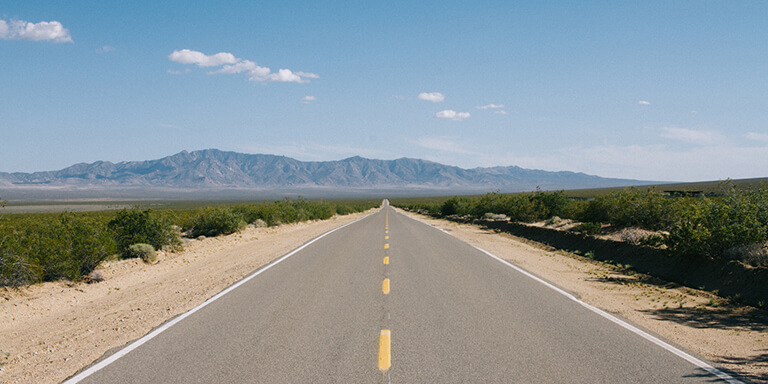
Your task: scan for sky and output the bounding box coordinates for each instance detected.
[1,1,767,182]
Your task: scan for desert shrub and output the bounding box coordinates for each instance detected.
[666,186,768,259]
[440,196,471,216]
[189,207,246,237]
[574,222,602,235]
[483,212,509,221]
[108,208,180,252]
[530,189,572,219]
[0,234,41,286]
[578,188,678,230]
[1,212,116,284]
[724,244,768,267]
[123,243,157,263]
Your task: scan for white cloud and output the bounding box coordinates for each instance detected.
[418,92,445,102]
[168,49,238,67]
[170,49,317,83]
[0,19,72,43]
[296,71,319,79]
[97,45,115,53]
[435,110,470,121]
[476,104,504,110]
[494,110,508,115]
[659,126,725,145]
[746,132,768,142]
[302,96,316,104]
[638,100,651,105]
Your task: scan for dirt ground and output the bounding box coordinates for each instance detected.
[401,210,768,383]
[1,208,766,383]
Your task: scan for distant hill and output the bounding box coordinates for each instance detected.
[0,149,651,196]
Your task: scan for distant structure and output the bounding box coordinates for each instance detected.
[663,190,704,197]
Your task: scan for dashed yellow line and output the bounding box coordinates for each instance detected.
[379,330,391,372]
[385,235,389,240]
[383,256,389,265]
[384,243,389,249]
[382,278,390,294]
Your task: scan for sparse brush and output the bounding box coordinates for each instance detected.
[123,243,157,264]
[724,243,768,267]
[482,212,509,221]
[574,222,602,235]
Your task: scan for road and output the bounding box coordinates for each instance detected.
[65,201,740,383]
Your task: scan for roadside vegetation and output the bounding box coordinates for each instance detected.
[0,198,378,287]
[393,182,768,268]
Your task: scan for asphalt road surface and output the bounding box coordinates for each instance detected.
[66,201,742,383]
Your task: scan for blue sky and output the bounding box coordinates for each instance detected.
[2,1,767,181]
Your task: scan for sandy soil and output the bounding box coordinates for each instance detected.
[401,210,768,383]
[1,208,766,383]
[0,210,374,384]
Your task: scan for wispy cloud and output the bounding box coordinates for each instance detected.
[435,110,470,121]
[0,19,72,42]
[168,49,318,83]
[302,96,316,104]
[746,132,768,142]
[638,100,651,105]
[659,126,725,145]
[97,45,115,53]
[476,104,504,110]
[418,92,445,102]
[414,136,474,155]
[494,110,508,115]
[167,68,192,75]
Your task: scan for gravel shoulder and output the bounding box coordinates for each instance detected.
[400,210,767,383]
[0,210,374,384]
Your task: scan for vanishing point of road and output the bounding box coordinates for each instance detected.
[65,201,742,383]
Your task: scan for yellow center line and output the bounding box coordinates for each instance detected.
[379,329,391,372]
[385,235,389,240]
[382,278,390,294]
[384,243,389,249]
[383,256,389,265]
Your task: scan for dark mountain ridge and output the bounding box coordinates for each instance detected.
[0,149,649,192]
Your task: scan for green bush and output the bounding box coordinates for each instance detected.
[123,243,157,263]
[108,208,180,252]
[189,207,246,237]
[666,187,768,259]
[0,212,117,284]
[578,188,678,230]
[574,222,602,235]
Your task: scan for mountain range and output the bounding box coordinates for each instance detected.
[0,149,651,196]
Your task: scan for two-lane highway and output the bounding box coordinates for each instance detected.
[65,201,740,383]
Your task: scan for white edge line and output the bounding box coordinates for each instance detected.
[62,211,377,384]
[400,211,744,384]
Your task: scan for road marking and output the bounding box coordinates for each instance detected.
[61,212,377,384]
[403,213,745,384]
[385,235,389,239]
[379,330,392,372]
[383,257,389,265]
[382,278,390,294]
[384,243,389,249]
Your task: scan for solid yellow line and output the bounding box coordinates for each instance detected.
[384,243,389,249]
[383,256,389,265]
[379,330,391,371]
[382,278,390,294]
